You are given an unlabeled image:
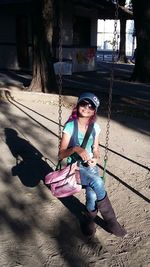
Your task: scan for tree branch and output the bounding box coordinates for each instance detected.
[119,5,133,17]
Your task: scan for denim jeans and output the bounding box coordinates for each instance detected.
[79,163,106,212]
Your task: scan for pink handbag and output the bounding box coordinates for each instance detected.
[45,162,81,198]
[45,122,94,198]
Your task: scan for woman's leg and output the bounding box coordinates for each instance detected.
[80,164,106,201]
[85,186,97,212]
[79,164,106,236]
[80,165,126,237]
[89,175,106,201]
[97,194,127,237]
[81,186,98,236]
[85,167,127,237]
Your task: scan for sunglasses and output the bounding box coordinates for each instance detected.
[79,100,96,111]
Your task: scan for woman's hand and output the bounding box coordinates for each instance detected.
[87,158,97,167]
[75,147,90,162]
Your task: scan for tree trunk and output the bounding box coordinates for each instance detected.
[16,16,29,69]
[29,0,57,93]
[131,0,150,82]
[117,0,128,63]
[118,17,128,63]
[52,1,59,60]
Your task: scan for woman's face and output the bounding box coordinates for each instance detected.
[78,99,96,118]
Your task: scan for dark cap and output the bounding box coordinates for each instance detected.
[77,92,100,110]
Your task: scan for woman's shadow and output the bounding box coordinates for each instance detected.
[4,128,53,187]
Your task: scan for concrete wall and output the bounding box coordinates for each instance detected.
[0,2,98,72]
[0,13,19,69]
[0,8,32,70]
[58,4,98,72]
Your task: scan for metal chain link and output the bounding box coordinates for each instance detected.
[57,2,119,165]
[58,9,63,155]
[104,1,119,163]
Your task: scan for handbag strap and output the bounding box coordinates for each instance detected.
[70,120,94,163]
[57,120,94,169]
[80,122,94,149]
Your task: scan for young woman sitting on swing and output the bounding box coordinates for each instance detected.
[59,92,126,237]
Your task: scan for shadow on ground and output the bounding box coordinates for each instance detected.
[1,63,150,122]
[4,128,52,187]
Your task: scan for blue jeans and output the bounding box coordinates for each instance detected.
[79,163,106,212]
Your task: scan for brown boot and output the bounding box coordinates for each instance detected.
[81,210,97,237]
[97,195,127,237]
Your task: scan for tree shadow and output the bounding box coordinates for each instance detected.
[55,219,104,267]
[4,128,53,187]
[0,69,31,88]
[4,90,59,138]
[97,164,150,204]
[59,195,109,235]
[100,144,150,171]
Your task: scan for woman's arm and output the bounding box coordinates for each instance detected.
[59,132,75,160]
[59,132,90,161]
[92,135,100,159]
[88,135,100,166]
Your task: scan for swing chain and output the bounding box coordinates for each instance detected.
[58,9,63,153]
[104,1,119,163]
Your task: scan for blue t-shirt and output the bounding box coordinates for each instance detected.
[63,120,101,162]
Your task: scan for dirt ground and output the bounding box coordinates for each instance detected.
[0,86,150,267]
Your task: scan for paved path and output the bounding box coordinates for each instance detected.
[0,62,150,101]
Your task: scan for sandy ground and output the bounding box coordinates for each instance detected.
[0,89,150,267]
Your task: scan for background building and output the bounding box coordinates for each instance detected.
[97,19,135,61]
[0,0,134,72]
